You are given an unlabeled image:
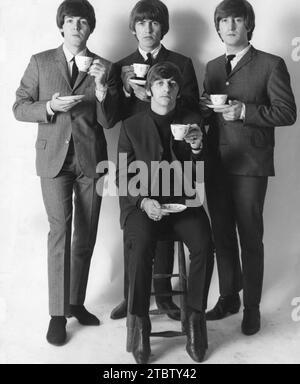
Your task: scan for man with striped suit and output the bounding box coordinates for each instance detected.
[13,0,119,346]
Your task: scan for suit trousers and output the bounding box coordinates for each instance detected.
[205,164,268,309]
[41,149,102,316]
[123,238,174,302]
[124,207,212,317]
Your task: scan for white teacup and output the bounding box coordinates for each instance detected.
[132,63,150,78]
[171,124,190,141]
[75,56,93,72]
[210,94,228,106]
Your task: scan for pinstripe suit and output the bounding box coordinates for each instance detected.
[13,45,119,315]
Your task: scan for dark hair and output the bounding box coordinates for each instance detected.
[146,62,183,91]
[129,0,169,38]
[56,0,96,33]
[214,0,255,41]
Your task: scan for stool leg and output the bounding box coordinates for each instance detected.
[178,241,187,333]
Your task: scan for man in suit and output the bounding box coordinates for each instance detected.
[117,62,212,363]
[110,0,200,321]
[13,0,119,346]
[202,0,297,335]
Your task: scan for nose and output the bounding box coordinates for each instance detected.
[75,20,81,31]
[229,18,236,31]
[162,82,171,92]
[145,21,153,33]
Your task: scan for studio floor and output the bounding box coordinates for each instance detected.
[1,296,300,364]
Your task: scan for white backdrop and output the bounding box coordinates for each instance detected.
[0,0,300,363]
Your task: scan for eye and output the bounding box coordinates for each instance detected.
[235,17,244,23]
[80,19,88,25]
[152,21,160,27]
[169,81,177,88]
[220,18,228,23]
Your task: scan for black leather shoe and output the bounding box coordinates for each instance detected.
[156,299,181,321]
[110,300,127,320]
[46,317,67,346]
[132,316,151,364]
[242,308,261,336]
[206,294,241,321]
[69,305,100,326]
[186,311,207,363]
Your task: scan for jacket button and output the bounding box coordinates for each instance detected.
[65,140,69,145]
[226,82,230,86]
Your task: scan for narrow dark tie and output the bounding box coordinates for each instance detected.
[71,57,79,88]
[226,54,236,76]
[145,52,153,67]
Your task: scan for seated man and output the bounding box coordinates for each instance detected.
[111,0,200,321]
[117,62,213,364]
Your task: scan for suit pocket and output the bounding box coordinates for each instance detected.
[35,139,47,150]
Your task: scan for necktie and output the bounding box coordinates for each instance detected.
[226,54,236,76]
[71,57,79,88]
[145,52,153,67]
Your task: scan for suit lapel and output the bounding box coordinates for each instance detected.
[228,46,255,78]
[55,45,72,89]
[156,45,169,62]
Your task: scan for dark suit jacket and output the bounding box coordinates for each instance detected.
[13,45,119,178]
[117,109,205,229]
[204,46,297,176]
[117,45,200,120]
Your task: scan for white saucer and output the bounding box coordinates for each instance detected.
[207,104,229,109]
[57,95,85,101]
[161,204,187,214]
[129,78,146,86]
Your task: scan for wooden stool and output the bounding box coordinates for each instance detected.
[150,234,188,338]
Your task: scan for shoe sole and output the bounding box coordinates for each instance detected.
[242,326,260,336]
[206,308,240,321]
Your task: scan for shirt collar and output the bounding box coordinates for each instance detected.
[138,44,162,61]
[226,44,252,62]
[62,44,87,62]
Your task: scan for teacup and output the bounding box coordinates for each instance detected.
[132,63,150,78]
[210,94,228,106]
[75,56,93,72]
[171,124,190,141]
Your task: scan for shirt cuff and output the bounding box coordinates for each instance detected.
[96,86,108,102]
[240,103,246,120]
[46,101,55,116]
[123,86,131,98]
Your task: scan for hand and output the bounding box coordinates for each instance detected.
[89,59,107,89]
[121,65,135,93]
[142,199,168,221]
[50,92,82,113]
[214,100,243,121]
[184,124,203,150]
[131,82,149,102]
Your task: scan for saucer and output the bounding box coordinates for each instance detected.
[57,95,85,101]
[129,78,147,86]
[207,104,229,109]
[161,204,187,214]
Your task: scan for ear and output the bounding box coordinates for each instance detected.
[146,89,152,97]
